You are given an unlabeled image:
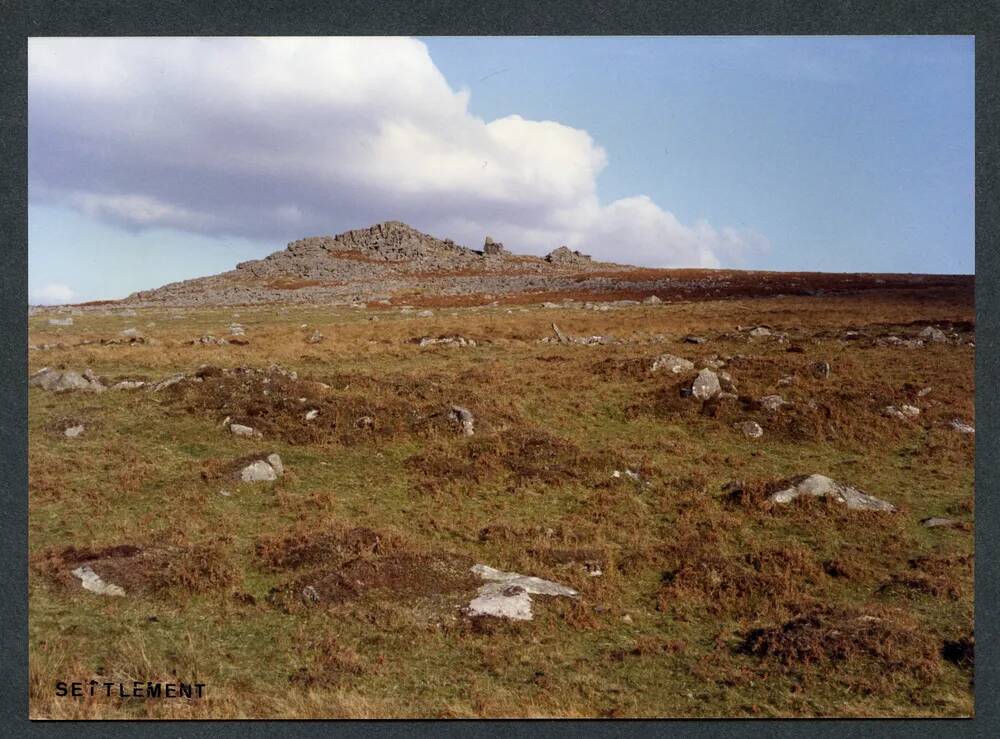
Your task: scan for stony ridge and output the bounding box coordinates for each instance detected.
[123,221,612,306]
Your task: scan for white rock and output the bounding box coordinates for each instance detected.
[240,460,277,483]
[29,367,105,393]
[748,326,771,338]
[229,423,258,438]
[266,453,284,476]
[759,395,785,412]
[691,369,721,400]
[111,380,146,390]
[919,326,947,343]
[417,310,434,318]
[450,406,475,436]
[950,418,975,434]
[767,474,896,512]
[305,409,319,421]
[48,317,73,326]
[64,424,85,438]
[736,420,764,439]
[465,564,578,621]
[650,354,694,374]
[71,565,125,597]
[884,405,920,421]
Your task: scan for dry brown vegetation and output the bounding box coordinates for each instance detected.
[27,277,974,718]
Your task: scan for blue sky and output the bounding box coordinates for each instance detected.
[28,36,974,304]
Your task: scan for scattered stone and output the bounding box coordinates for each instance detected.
[150,373,185,392]
[748,326,771,338]
[239,454,284,483]
[650,354,694,374]
[917,387,933,397]
[758,394,785,412]
[767,474,896,512]
[736,420,764,439]
[950,419,975,434]
[193,335,228,345]
[304,409,319,421]
[301,585,320,605]
[482,236,507,256]
[111,380,146,390]
[919,326,947,343]
[29,367,105,393]
[642,295,662,305]
[718,371,738,393]
[884,405,920,421]
[229,323,246,336]
[465,564,578,621]
[240,460,277,482]
[266,453,284,476]
[542,302,562,309]
[544,245,592,264]
[417,309,434,318]
[682,335,707,344]
[355,416,375,430]
[418,335,477,348]
[229,423,260,438]
[921,517,961,529]
[551,323,569,344]
[120,327,143,338]
[71,565,125,597]
[691,368,721,400]
[777,375,796,387]
[305,329,324,344]
[449,406,475,436]
[48,317,73,326]
[810,361,831,379]
[63,424,85,438]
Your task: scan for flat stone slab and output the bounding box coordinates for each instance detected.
[72,565,125,597]
[767,474,896,512]
[465,564,578,621]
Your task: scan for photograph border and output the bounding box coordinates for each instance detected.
[2,1,996,736]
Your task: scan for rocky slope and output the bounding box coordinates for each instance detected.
[113,220,973,308]
[123,221,612,306]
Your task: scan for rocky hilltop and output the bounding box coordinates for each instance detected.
[115,220,971,309]
[123,221,613,306]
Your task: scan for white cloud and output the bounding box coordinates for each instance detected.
[31,282,75,305]
[29,37,767,268]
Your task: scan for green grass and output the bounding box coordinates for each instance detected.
[28,296,975,718]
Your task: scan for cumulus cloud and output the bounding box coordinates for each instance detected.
[31,282,75,305]
[29,37,766,267]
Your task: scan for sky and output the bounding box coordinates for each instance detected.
[28,36,974,304]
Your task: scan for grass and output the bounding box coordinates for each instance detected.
[27,287,974,718]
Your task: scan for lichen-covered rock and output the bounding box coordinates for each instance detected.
[650,354,694,374]
[691,369,721,400]
[29,367,105,393]
[736,420,763,439]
